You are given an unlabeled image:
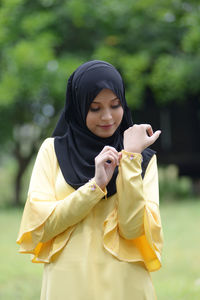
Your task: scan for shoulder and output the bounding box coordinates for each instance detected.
[40,137,54,149]
[37,137,56,162]
[39,137,55,152]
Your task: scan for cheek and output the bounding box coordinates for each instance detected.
[86,112,96,130]
[116,108,124,124]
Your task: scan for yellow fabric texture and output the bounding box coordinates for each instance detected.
[103,150,163,272]
[17,138,163,299]
[17,138,106,263]
[17,138,163,271]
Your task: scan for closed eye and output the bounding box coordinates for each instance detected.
[111,104,121,109]
[89,107,100,112]
[89,104,121,112]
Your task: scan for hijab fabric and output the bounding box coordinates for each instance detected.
[52,60,133,197]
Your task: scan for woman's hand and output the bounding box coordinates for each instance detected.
[124,124,161,153]
[94,146,121,190]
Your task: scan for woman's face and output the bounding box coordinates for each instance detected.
[86,89,124,138]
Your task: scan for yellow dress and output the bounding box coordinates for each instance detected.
[17,138,163,300]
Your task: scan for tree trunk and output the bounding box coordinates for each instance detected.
[14,164,25,207]
[13,141,36,207]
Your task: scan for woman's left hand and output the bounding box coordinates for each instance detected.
[123,124,161,153]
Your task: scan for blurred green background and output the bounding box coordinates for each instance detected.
[0,0,200,299]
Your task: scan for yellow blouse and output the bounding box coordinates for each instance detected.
[17,138,163,300]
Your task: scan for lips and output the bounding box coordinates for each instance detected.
[98,124,114,129]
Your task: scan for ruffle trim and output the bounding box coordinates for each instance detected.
[17,197,163,269]
[103,206,163,272]
[16,196,75,263]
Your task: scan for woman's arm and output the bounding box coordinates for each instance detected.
[117,123,162,240]
[102,151,163,271]
[117,151,145,239]
[41,179,105,242]
[17,138,106,247]
[117,151,161,240]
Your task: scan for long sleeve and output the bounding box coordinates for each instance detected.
[117,151,145,239]
[17,138,106,263]
[103,150,163,272]
[41,180,105,243]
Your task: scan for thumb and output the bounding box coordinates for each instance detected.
[148,130,161,144]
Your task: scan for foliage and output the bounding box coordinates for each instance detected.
[0,0,200,204]
[1,0,200,119]
[159,164,193,201]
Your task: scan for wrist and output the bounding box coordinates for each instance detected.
[124,147,142,154]
[121,150,143,164]
[94,177,106,191]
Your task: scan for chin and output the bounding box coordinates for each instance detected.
[97,131,115,138]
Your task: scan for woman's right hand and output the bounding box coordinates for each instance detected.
[94,146,121,191]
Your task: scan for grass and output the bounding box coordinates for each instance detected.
[152,200,200,299]
[0,209,43,300]
[0,200,200,299]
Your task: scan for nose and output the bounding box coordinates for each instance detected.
[101,108,112,121]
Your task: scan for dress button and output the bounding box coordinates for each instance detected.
[130,154,134,160]
[91,184,96,191]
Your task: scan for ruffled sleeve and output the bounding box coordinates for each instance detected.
[17,138,106,263]
[103,151,163,272]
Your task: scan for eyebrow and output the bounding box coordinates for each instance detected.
[92,97,119,104]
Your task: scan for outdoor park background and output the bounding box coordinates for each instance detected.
[0,0,200,299]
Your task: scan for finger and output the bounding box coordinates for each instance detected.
[144,124,153,136]
[146,127,153,137]
[148,130,161,144]
[95,151,118,167]
[103,150,119,165]
[100,146,119,156]
[99,152,119,166]
[106,152,119,166]
[141,123,151,129]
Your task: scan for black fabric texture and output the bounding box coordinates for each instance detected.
[141,148,156,179]
[52,60,154,196]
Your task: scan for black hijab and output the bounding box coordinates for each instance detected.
[52,60,155,197]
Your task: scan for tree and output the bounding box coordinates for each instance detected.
[0,0,200,205]
[0,0,84,205]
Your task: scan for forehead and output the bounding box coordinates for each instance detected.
[92,89,118,103]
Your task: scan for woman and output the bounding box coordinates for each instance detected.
[17,60,163,300]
